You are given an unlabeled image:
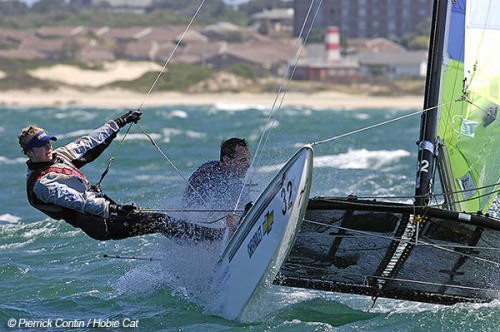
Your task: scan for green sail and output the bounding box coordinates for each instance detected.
[437,1,500,214]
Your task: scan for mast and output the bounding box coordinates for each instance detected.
[415,0,448,207]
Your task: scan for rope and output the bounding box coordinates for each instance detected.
[136,0,207,112]
[347,180,500,208]
[135,123,207,205]
[95,122,133,188]
[95,1,207,187]
[310,106,437,147]
[234,0,323,212]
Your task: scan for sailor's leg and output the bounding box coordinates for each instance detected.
[73,214,160,240]
[73,215,114,241]
[108,212,225,241]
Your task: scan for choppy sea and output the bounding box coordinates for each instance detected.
[1,103,498,331]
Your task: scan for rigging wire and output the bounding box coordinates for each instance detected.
[128,0,209,206]
[234,0,323,212]
[137,0,207,112]
[95,122,133,188]
[94,0,208,192]
[309,105,438,147]
[135,123,207,205]
[349,180,500,208]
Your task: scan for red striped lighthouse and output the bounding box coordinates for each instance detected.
[325,26,341,62]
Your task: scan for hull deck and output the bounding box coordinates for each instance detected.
[275,197,500,304]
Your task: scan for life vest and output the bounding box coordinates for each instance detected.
[26,159,90,226]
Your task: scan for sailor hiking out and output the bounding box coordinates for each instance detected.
[19,111,223,241]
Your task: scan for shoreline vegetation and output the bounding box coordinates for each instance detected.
[0,60,424,109]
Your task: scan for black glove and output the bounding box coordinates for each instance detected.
[109,203,138,217]
[114,110,142,128]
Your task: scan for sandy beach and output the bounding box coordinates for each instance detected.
[0,61,423,109]
[0,88,423,109]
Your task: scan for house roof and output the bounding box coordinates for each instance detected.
[252,8,294,20]
[223,40,296,66]
[347,38,405,53]
[78,44,116,62]
[92,0,153,7]
[36,26,87,37]
[19,36,65,53]
[0,48,45,60]
[355,51,427,66]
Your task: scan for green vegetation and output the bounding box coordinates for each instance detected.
[228,63,270,80]
[0,1,428,94]
[0,58,52,74]
[399,18,431,50]
[108,63,213,91]
[0,0,249,28]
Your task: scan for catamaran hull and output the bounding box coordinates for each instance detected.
[276,197,500,305]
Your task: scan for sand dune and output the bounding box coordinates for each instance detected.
[28,61,163,87]
[1,61,423,109]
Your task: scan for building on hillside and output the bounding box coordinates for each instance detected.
[90,0,153,13]
[293,27,359,82]
[345,38,405,54]
[355,51,427,79]
[197,40,296,76]
[78,42,116,62]
[202,22,268,43]
[251,8,294,34]
[293,0,431,39]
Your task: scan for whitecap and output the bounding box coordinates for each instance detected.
[162,128,206,140]
[56,129,93,139]
[0,214,21,223]
[315,149,411,169]
[166,110,188,119]
[282,108,313,117]
[0,156,26,165]
[53,110,98,121]
[257,163,284,174]
[0,239,34,250]
[118,133,161,141]
[353,112,371,120]
[214,103,268,111]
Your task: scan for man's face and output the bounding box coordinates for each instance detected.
[224,145,250,178]
[28,142,53,163]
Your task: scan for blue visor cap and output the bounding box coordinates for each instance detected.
[23,130,57,152]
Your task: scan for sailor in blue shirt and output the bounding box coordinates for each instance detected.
[183,138,252,229]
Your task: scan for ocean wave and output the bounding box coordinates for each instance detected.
[0,156,26,165]
[53,110,98,121]
[256,149,411,174]
[165,110,188,119]
[214,103,268,111]
[315,149,411,169]
[55,129,94,139]
[0,214,21,224]
[162,128,206,140]
[353,112,371,120]
[118,133,161,141]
